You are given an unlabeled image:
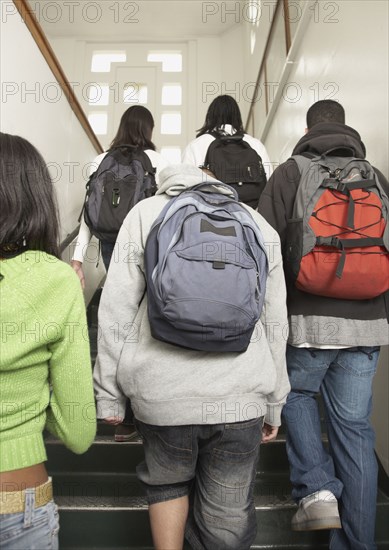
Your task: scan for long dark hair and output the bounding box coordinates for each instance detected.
[0,133,60,258]
[110,105,156,150]
[196,95,244,137]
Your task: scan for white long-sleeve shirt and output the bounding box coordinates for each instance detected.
[182,124,274,180]
[72,149,169,263]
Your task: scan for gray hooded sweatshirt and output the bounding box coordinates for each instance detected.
[93,165,290,427]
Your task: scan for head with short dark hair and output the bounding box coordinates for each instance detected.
[0,133,60,258]
[306,100,345,129]
[110,105,156,150]
[197,95,244,137]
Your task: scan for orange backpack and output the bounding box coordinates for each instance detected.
[286,152,389,299]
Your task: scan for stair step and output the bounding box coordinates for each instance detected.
[46,424,389,549]
[55,504,389,550]
[51,485,389,511]
[50,462,389,549]
[46,434,293,474]
[55,497,389,549]
[51,472,294,503]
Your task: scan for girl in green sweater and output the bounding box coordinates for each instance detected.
[0,133,96,549]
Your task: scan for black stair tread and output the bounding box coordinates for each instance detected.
[57,548,327,550]
[46,431,316,446]
[55,494,148,510]
[52,474,297,509]
[250,546,329,550]
[250,547,328,549]
[46,433,141,445]
[53,493,295,511]
[60,547,326,550]
[51,471,295,501]
[53,487,389,511]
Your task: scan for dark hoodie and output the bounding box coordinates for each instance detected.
[258,122,389,346]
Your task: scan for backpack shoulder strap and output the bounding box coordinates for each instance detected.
[132,150,157,175]
[203,138,217,167]
[213,133,247,146]
[289,154,322,220]
[290,153,316,178]
[111,146,156,175]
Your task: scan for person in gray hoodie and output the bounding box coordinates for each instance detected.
[94,164,290,550]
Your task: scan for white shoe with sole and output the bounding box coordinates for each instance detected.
[291,490,342,531]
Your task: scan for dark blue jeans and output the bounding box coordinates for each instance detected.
[135,417,263,550]
[282,345,380,550]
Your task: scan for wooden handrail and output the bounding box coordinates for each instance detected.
[245,0,282,129]
[60,225,80,253]
[13,0,104,155]
[283,0,292,54]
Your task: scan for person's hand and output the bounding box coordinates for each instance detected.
[71,260,85,290]
[261,422,279,443]
[103,416,124,425]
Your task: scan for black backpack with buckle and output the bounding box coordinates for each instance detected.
[203,133,267,209]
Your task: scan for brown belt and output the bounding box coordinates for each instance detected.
[0,478,53,514]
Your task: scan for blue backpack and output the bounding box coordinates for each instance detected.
[144,183,268,352]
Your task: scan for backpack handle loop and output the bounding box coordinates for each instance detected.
[190,182,239,201]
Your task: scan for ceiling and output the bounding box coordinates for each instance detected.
[32,0,246,42]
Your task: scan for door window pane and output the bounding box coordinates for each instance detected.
[91,52,126,72]
[162,84,182,105]
[147,53,182,72]
[123,83,148,104]
[161,113,181,135]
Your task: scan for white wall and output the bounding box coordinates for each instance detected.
[194,37,222,137]
[242,1,389,174]
[243,0,273,78]
[186,27,246,140]
[0,2,105,304]
[242,0,389,474]
[220,25,246,118]
[191,26,246,137]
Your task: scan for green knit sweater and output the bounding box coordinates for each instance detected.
[0,251,96,472]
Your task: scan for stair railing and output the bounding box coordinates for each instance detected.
[245,0,316,140]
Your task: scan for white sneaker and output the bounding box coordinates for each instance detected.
[291,490,342,531]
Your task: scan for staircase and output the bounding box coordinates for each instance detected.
[45,289,389,549]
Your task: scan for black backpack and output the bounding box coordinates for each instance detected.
[82,145,157,243]
[203,133,267,209]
